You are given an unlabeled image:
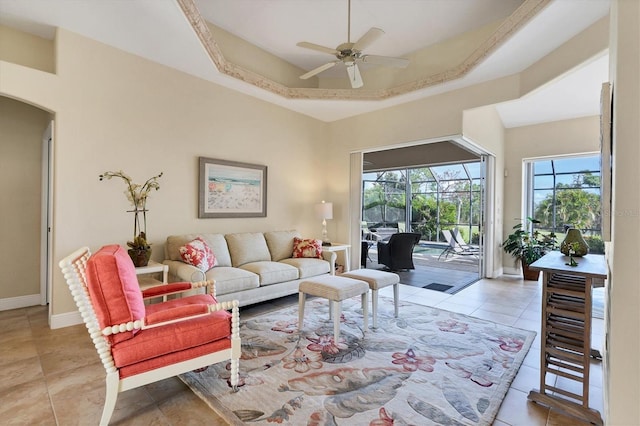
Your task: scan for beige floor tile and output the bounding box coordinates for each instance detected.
[469,309,519,326]
[0,356,44,393]
[433,300,478,315]
[479,301,528,317]
[0,328,39,366]
[0,377,56,425]
[495,388,550,425]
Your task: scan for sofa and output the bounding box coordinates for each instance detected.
[163,230,335,307]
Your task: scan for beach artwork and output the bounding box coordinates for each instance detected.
[199,158,267,218]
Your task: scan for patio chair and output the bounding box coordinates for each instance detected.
[59,245,240,425]
[451,228,480,253]
[377,232,421,271]
[439,229,479,260]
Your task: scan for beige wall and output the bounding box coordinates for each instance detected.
[502,116,601,272]
[607,0,640,423]
[1,29,329,316]
[0,25,54,73]
[0,97,50,300]
[462,105,506,277]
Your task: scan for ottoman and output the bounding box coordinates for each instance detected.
[341,269,400,328]
[298,275,369,342]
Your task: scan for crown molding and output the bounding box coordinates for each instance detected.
[178,0,551,101]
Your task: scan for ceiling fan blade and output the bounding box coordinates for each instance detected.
[361,55,410,68]
[352,27,384,52]
[296,42,339,56]
[299,61,338,80]
[346,63,363,89]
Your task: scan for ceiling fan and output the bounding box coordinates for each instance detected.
[296,0,410,89]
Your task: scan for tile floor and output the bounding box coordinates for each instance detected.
[0,276,604,425]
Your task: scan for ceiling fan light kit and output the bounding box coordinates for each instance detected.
[296,0,409,89]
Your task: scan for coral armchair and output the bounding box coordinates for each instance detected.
[59,245,240,426]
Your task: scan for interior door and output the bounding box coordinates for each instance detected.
[40,120,53,307]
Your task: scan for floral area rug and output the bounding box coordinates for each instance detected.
[180,296,535,425]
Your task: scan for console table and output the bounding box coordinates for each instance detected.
[527,251,606,425]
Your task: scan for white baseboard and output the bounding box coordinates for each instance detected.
[0,294,41,311]
[50,310,83,329]
[486,267,504,279]
[502,266,521,276]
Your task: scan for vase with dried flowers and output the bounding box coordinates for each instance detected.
[99,170,163,267]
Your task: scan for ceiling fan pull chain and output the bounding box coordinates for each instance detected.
[347,0,351,43]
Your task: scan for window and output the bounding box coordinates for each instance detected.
[526,154,603,254]
[362,161,482,244]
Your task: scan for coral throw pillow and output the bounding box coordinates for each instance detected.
[179,237,217,271]
[292,237,323,259]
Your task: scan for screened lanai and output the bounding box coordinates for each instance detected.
[361,160,483,293]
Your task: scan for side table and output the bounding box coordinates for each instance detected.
[321,243,351,275]
[527,251,606,425]
[135,260,169,300]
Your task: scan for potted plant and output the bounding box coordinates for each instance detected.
[503,217,557,280]
[99,170,163,267]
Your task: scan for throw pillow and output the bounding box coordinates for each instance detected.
[179,237,217,271]
[292,237,323,259]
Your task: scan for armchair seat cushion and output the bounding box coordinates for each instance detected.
[280,258,331,278]
[239,261,299,285]
[112,294,231,377]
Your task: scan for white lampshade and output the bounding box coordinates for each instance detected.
[315,201,333,220]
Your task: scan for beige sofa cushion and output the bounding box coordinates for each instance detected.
[225,232,271,267]
[264,230,300,261]
[204,267,259,296]
[239,261,299,285]
[280,258,331,278]
[165,234,231,267]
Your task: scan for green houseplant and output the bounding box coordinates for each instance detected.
[503,217,557,280]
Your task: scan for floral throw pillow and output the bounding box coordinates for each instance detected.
[292,237,323,259]
[179,237,217,271]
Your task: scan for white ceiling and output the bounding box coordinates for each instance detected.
[0,0,610,126]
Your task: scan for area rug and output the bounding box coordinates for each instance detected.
[180,296,535,425]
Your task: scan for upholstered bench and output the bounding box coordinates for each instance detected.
[298,275,369,342]
[341,269,400,328]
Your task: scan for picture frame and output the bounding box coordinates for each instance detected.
[198,157,267,218]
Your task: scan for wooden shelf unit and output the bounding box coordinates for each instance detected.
[528,251,606,425]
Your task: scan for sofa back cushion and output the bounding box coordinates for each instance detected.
[166,234,231,267]
[264,230,300,261]
[86,244,145,345]
[225,232,271,267]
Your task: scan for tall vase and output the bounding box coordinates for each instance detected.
[560,228,589,257]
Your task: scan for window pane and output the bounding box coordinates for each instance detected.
[528,154,604,254]
[534,161,553,174]
[534,175,554,189]
[554,157,600,173]
[431,164,466,180]
[464,162,481,179]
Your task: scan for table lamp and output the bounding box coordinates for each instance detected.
[315,200,333,246]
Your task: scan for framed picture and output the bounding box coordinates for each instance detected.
[198,157,267,218]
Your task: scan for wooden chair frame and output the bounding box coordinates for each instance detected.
[59,247,240,425]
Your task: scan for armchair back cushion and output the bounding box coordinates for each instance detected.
[264,230,301,261]
[226,232,271,266]
[86,244,145,345]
